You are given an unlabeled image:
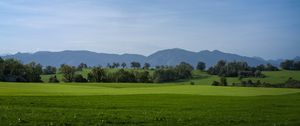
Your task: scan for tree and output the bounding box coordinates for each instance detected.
[121,62,127,68]
[77,63,88,71]
[196,61,206,71]
[112,62,120,68]
[294,61,300,70]
[3,59,26,82]
[49,75,59,83]
[60,64,76,82]
[265,63,279,71]
[220,77,227,86]
[0,57,4,81]
[43,66,57,74]
[107,63,112,68]
[135,71,151,83]
[175,62,193,79]
[113,69,136,82]
[87,67,106,82]
[131,62,141,69]
[211,81,220,86]
[24,62,43,82]
[74,74,87,82]
[153,69,177,83]
[143,63,151,69]
[280,60,294,70]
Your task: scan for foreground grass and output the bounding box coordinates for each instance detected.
[1,82,300,125]
[1,94,300,126]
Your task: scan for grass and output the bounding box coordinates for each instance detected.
[1,93,300,125]
[1,82,300,96]
[2,70,300,125]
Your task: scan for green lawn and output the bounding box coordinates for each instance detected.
[2,70,300,125]
[0,82,300,125]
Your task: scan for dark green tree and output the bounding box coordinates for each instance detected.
[143,63,151,69]
[60,64,76,82]
[87,67,106,82]
[49,75,59,83]
[74,74,87,82]
[24,62,43,82]
[196,61,206,71]
[121,62,127,68]
[131,62,141,69]
[77,63,88,71]
[43,66,57,74]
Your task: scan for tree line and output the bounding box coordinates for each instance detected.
[0,58,43,82]
[58,62,194,83]
[280,60,300,70]
[1,56,299,83]
[212,77,300,88]
[207,60,278,78]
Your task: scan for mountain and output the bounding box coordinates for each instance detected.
[2,48,297,67]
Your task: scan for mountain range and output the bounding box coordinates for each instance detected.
[2,48,298,68]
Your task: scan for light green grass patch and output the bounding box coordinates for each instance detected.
[0,82,299,96]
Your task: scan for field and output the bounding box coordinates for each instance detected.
[1,70,300,125]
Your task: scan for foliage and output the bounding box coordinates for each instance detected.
[196,61,206,71]
[280,60,300,70]
[77,63,88,71]
[43,66,57,74]
[74,74,88,82]
[0,58,43,82]
[49,75,59,83]
[60,64,76,82]
[87,67,107,82]
[208,60,271,78]
[131,62,141,69]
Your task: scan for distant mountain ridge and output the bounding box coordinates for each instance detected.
[2,48,298,67]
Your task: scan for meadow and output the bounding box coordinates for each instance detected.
[1,70,300,125]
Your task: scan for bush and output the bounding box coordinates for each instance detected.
[49,75,59,83]
[190,81,195,85]
[212,81,220,86]
[74,74,87,82]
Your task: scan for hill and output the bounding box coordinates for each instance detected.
[2,48,298,67]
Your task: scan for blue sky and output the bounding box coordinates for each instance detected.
[0,0,299,59]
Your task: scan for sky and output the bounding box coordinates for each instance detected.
[0,0,299,59]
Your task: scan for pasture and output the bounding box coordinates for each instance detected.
[0,82,300,125]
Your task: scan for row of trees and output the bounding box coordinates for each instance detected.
[106,62,151,69]
[58,62,194,83]
[207,60,278,78]
[0,58,43,82]
[280,60,300,70]
[212,77,300,88]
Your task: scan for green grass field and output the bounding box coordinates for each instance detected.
[1,70,300,125]
[1,82,300,125]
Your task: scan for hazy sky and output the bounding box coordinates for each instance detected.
[0,0,299,59]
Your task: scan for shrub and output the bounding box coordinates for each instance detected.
[49,75,59,83]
